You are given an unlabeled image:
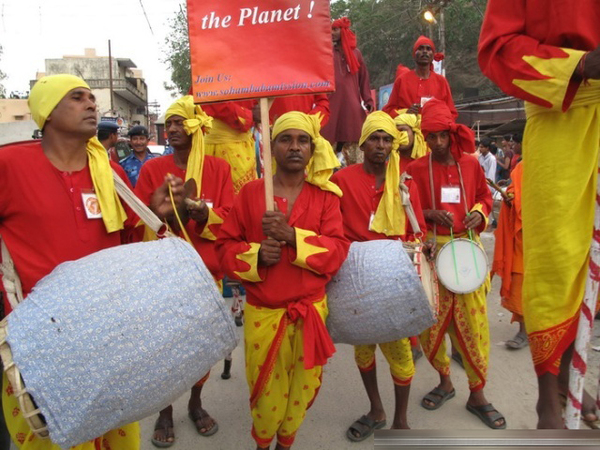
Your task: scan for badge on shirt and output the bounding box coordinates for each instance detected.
[368,212,375,231]
[81,189,102,219]
[420,96,433,107]
[441,186,461,204]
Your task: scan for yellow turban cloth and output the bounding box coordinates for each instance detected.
[394,110,428,160]
[165,95,213,198]
[28,74,127,233]
[272,112,342,197]
[359,111,409,236]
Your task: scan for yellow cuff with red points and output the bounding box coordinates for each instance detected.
[198,208,223,241]
[513,48,585,110]
[292,227,329,274]
[470,203,489,230]
[234,243,263,282]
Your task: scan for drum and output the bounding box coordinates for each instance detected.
[326,240,436,345]
[0,238,239,448]
[405,243,439,318]
[435,238,488,294]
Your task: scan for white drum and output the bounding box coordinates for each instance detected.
[435,238,488,294]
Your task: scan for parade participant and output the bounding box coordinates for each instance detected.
[0,74,181,449]
[491,162,527,349]
[269,94,330,127]
[383,36,457,119]
[477,138,497,190]
[120,125,157,187]
[406,99,505,429]
[135,95,234,447]
[478,0,600,429]
[321,17,374,165]
[393,111,428,173]
[97,121,120,162]
[203,100,258,194]
[216,112,349,449]
[331,112,426,440]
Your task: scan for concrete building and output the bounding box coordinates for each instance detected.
[0,99,36,145]
[32,48,149,131]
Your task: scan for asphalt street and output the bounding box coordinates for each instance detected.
[137,231,600,450]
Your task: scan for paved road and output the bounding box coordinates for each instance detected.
[139,232,600,449]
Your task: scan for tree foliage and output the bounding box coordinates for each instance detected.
[162,0,500,102]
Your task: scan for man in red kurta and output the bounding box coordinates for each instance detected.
[406,99,504,430]
[383,36,457,119]
[0,74,180,449]
[478,0,600,429]
[136,96,234,447]
[332,112,426,439]
[216,112,349,449]
[321,17,374,166]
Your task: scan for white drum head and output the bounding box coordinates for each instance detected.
[435,238,488,294]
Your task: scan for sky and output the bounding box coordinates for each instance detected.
[0,0,184,115]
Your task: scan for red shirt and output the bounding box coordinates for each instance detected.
[216,180,349,309]
[135,154,234,279]
[0,141,137,314]
[383,70,457,119]
[406,154,492,236]
[269,94,330,127]
[331,164,427,242]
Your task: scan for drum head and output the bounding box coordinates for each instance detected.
[435,238,488,294]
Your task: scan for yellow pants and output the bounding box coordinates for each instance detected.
[354,338,415,386]
[421,234,491,391]
[522,98,600,376]
[245,299,328,448]
[2,373,139,449]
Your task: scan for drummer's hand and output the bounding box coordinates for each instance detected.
[463,211,484,229]
[583,45,600,79]
[262,209,296,247]
[150,174,185,220]
[426,209,454,228]
[187,199,209,225]
[407,104,420,115]
[259,238,282,266]
[423,240,436,261]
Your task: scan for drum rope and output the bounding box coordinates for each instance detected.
[167,180,194,245]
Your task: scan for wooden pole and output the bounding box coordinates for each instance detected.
[260,97,274,211]
[108,40,114,114]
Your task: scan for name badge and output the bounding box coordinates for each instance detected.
[420,96,433,107]
[204,200,214,209]
[368,212,375,231]
[441,186,460,204]
[81,189,102,219]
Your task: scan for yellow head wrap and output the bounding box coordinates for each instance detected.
[393,110,428,160]
[271,112,342,197]
[165,95,213,198]
[359,111,409,236]
[28,74,126,233]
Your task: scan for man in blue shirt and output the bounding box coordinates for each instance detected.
[119,125,157,186]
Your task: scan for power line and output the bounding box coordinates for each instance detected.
[138,0,154,36]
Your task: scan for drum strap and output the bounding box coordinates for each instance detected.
[0,173,174,310]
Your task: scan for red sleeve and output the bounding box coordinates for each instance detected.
[471,161,493,234]
[383,76,403,116]
[405,179,428,238]
[478,0,585,110]
[356,49,374,110]
[194,162,235,240]
[203,100,257,133]
[441,78,458,119]
[310,94,330,127]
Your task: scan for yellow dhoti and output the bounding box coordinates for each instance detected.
[354,338,415,386]
[2,374,139,449]
[522,84,600,376]
[205,118,257,194]
[245,299,328,448]
[420,234,491,391]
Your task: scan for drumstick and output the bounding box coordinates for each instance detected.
[486,178,512,201]
[449,228,460,286]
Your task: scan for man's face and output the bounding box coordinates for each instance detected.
[272,128,313,173]
[109,131,119,148]
[361,130,393,165]
[130,134,149,155]
[426,130,451,159]
[46,87,97,138]
[396,125,415,155]
[332,27,341,44]
[478,143,489,155]
[166,115,192,151]
[414,44,434,67]
[514,142,522,155]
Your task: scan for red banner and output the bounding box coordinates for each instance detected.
[187,0,335,103]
